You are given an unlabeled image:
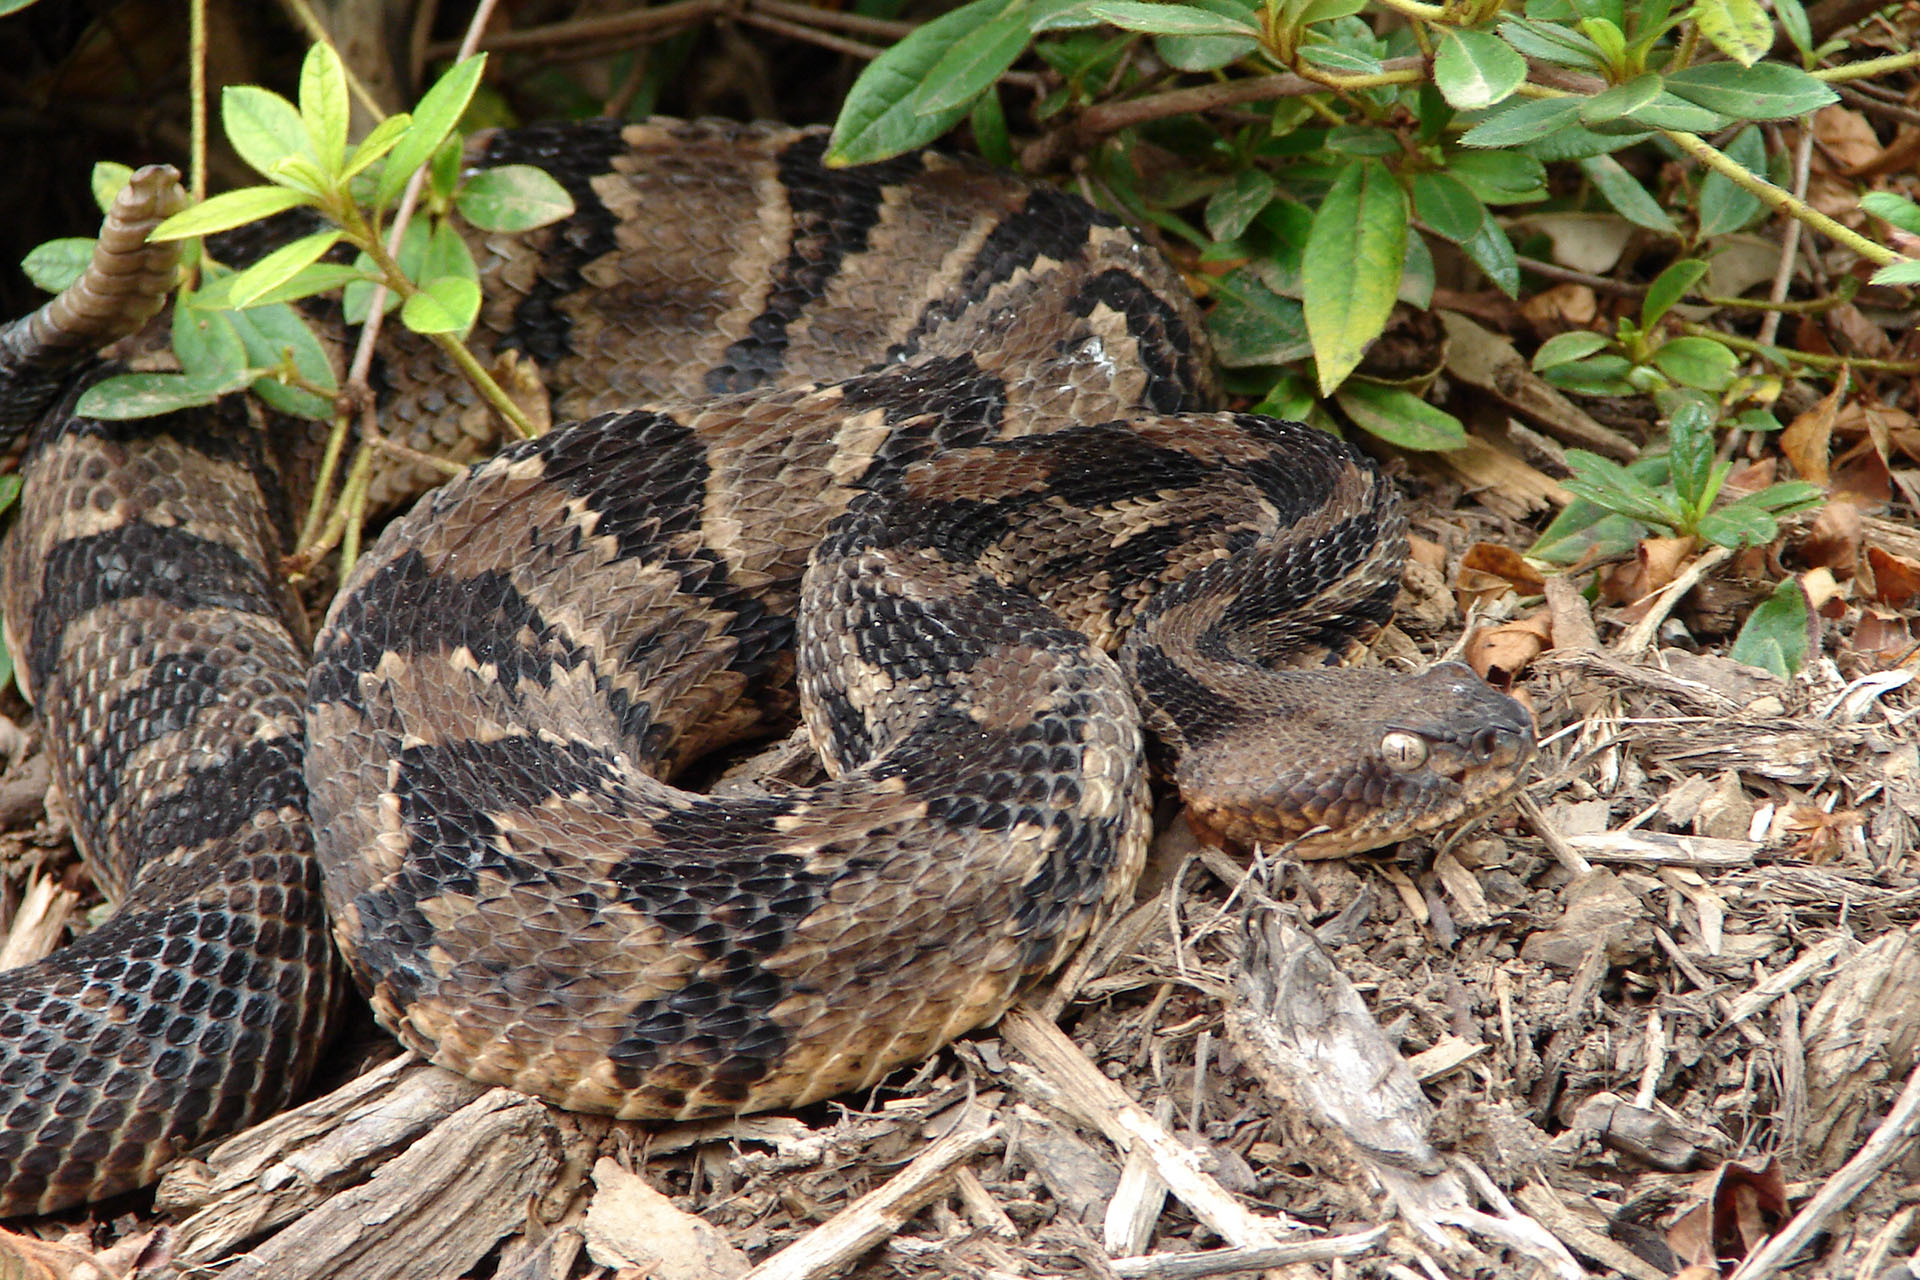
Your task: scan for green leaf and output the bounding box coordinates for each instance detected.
[1303,159,1408,395]
[428,135,464,203]
[1529,456,1673,562]
[228,302,338,418]
[171,301,250,386]
[1860,192,1920,237]
[21,238,95,292]
[1297,0,1367,21]
[1580,73,1663,126]
[424,220,479,291]
[1664,397,1717,512]
[1697,126,1766,237]
[1650,335,1737,390]
[1774,0,1813,57]
[1564,449,1684,527]
[1533,330,1612,369]
[377,53,488,207]
[1495,17,1607,69]
[1296,41,1385,75]
[1157,15,1258,68]
[1326,125,1400,156]
[1579,154,1677,235]
[1335,383,1469,450]
[913,4,1032,116]
[1446,150,1548,204]
[342,112,414,181]
[1624,93,1727,133]
[223,85,314,181]
[401,275,481,335]
[75,371,252,419]
[226,231,341,309]
[150,186,311,241]
[1694,0,1773,66]
[970,87,1014,166]
[1433,29,1527,110]
[1541,353,1636,395]
[229,262,369,308]
[1663,63,1838,119]
[343,219,430,323]
[455,164,576,231]
[1870,260,1920,286]
[1207,267,1312,367]
[1642,259,1707,329]
[1696,502,1780,549]
[298,41,350,174]
[1206,168,1277,242]
[1411,171,1485,241]
[828,0,1003,165]
[90,161,134,214]
[1727,577,1810,675]
[1749,481,1826,514]
[1458,97,1586,148]
[1458,212,1520,296]
[1085,0,1259,34]
[1577,16,1626,66]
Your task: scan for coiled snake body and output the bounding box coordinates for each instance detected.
[0,118,1532,1215]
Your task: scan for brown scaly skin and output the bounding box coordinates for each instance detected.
[0,118,1532,1215]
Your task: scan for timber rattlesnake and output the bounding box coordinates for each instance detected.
[0,118,1532,1215]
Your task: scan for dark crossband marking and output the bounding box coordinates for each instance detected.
[705,137,927,394]
[29,524,284,694]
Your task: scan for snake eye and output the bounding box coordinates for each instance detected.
[1380,731,1429,772]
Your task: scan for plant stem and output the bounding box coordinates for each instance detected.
[1691,325,1920,374]
[338,437,377,574]
[296,398,354,554]
[1660,129,1899,266]
[277,0,390,119]
[1369,0,1447,20]
[188,0,207,203]
[1814,48,1920,82]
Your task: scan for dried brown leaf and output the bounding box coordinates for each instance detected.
[1865,545,1920,607]
[1464,610,1553,685]
[1780,378,1843,486]
[1519,282,1597,332]
[1602,536,1694,607]
[1795,500,1860,579]
[1456,542,1546,612]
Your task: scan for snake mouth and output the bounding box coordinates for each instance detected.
[1177,663,1538,859]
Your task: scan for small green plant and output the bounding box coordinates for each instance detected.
[1555,397,1822,549]
[1530,259,1743,398]
[802,0,1914,443]
[23,43,573,434]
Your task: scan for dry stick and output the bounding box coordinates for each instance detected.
[749,0,915,40]
[998,1004,1300,1252]
[425,0,727,58]
[1515,792,1593,878]
[301,0,517,567]
[1106,1227,1390,1279]
[1727,1058,1920,1280]
[1757,125,1816,352]
[1510,254,1645,298]
[739,1114,1003,1280]
[733,12,888,63]
[1612,545,1734,656]
[1021,57,1425,170]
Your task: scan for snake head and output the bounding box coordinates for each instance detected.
[1175,661,1535,859]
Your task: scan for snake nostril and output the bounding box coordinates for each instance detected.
[1473,727,1504,760]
